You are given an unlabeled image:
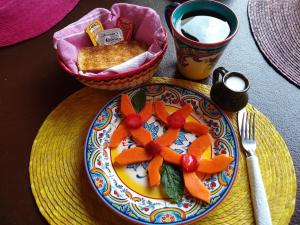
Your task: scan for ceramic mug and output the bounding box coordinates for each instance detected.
[165,0,239,80]
[210,67,250,112]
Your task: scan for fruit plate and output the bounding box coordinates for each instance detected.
[84,83,239,224]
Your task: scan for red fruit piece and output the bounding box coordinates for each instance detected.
[181,154,199,172]
[145,141,162,156]
[167,113,185,129]
[125,114,143,129]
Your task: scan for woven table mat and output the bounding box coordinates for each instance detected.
[248,0,300,87]
[29,77,296,225]
[0,0,79,47]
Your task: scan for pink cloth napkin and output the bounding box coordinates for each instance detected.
[53,3,166,76]
[0,0,79,47]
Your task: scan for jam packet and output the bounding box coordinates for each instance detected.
[86,20,104,46]
[116,17,134,41]
[96,28,124,46]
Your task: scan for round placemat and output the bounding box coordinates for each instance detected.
[29,77,296,225]
[0,0,79,47]
[248,0,300,87]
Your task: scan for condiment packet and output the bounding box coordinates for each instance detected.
[86,20,104,46]
[96,28,124,46]
[116,17,134,41]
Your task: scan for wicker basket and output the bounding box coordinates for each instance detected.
[57,31,168,90]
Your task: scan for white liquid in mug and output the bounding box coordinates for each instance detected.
[225,76,246,92]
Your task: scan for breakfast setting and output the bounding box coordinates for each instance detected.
[0,0,299,225]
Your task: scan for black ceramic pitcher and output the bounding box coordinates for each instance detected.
[210,67,250,112]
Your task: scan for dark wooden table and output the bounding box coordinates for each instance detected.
[0,0,299,224]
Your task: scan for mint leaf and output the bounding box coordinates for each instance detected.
[131,89,146,113]
[161,163,184,202]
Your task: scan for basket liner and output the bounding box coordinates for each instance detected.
[53,3,166,77]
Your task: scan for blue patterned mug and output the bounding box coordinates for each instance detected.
[165,0,239,80]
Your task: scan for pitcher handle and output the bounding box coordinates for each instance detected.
[164,2,180,32]
[213,67,228,85]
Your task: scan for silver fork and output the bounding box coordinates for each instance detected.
[240,110,256,157]
[238,109,272,225]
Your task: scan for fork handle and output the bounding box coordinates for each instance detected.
[246,155,273,225]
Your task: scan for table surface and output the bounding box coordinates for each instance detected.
[0,0,299,224]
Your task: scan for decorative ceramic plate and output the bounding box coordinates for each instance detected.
[84,83,239,225]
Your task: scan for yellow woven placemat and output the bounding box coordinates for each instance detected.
[29,77,296,225]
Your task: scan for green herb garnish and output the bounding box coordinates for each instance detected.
[131,89,146,113]
[161,163,184,202]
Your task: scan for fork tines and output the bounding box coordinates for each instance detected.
[241,111,256,140]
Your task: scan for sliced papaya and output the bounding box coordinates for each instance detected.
[160,147,181,165]
[140,101,153,123]
[183,172,210,204]
[173,103,193,119]
[148,155,163,186]
[114,147,152,165]
[156,128,180,147]
[188,134,212,161]
[154,101,169,125]
[197,155,234,174]
[109,122,129,148]
[196,172,208,181]
[129,127,152,146]
[184,121,210,136]
[121,94,135,116]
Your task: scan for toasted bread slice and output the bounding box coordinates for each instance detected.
[78,41,147,72]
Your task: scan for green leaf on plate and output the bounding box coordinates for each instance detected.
[161,163,184,202]
[131,89,146,113]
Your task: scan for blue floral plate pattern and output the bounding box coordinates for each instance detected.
[84,84,239,224]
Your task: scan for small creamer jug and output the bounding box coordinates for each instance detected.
[210,67,250,112]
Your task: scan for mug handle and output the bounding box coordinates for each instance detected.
[164,1,181,32]
[213,67,228,85]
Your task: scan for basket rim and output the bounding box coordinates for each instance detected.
[77,60,160,87]
[57,29,168,82]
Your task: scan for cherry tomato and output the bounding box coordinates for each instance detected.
[125,113,143,129]
[167,113,185,129]
[145,141,162,156]
[181,154,199,172]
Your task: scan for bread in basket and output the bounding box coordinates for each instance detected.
[53,3,168,90]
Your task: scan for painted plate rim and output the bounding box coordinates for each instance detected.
[84,83,239,225]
